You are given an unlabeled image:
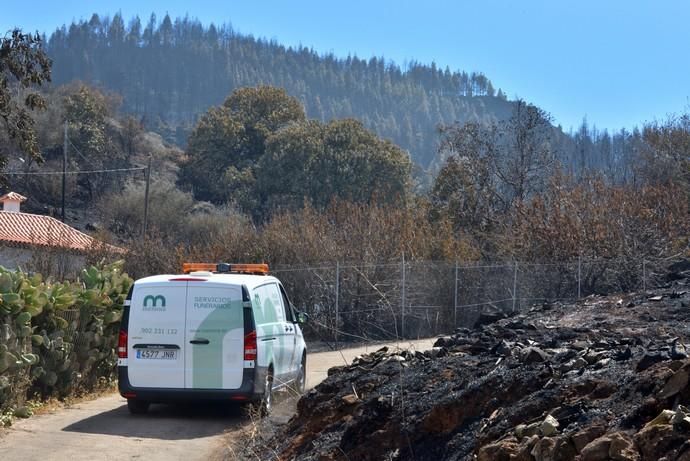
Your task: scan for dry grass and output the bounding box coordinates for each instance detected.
[31,384,118,416]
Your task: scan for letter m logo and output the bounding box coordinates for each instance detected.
[143,295,166,308]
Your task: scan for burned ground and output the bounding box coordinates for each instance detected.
[245,261,690,461]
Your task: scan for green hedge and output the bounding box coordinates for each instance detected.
[0,261,132,422]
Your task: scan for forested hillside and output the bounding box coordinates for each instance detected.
[45,13,512,167]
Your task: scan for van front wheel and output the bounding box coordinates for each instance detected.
[127,399,150,415]
[291,355,306,395]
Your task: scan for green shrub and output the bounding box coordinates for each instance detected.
[0,260,132,422]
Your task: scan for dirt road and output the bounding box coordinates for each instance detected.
[0,338,435,461]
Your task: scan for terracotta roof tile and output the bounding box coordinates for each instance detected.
[0,211,124,253]
[0,192,27,202]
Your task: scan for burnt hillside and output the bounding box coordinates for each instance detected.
[245,259,690,460]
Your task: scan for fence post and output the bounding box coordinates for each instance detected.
[453,261,459,329]
[643,259,646,292]
[334,261,340,349]
[577,255,582,300]
[401,253,406,340]
[512,261,518,312]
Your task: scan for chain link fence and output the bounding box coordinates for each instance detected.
[273,255,676,346]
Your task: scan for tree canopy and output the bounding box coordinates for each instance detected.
[180,86,411,219]
[0,30,52,173]
[179,86,306,204]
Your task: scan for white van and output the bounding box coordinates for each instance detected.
[117,263,307,415]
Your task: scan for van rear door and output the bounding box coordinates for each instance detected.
[127,280,187,388]
[185,283,245,389]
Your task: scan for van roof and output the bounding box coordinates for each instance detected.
[134,273,280,290]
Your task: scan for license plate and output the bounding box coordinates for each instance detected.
[136,349,178,360]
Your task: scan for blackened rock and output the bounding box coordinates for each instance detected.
[593,358,612,370]
[640,313,657,322]
[427,347,448,358]
[571,340,591,351]
[669,259,690,272]
[553,349,578,363]
[667,259,690,281]
[491,339,512,357]
[433,336,452,347]
[560,357,588,373]
[476,311,507,328]
[585,350,608,365]
[592,340,612,349]
[521,346,549,364]
[556,329,579,341]
[671,339,688,360]
[506,320,528,330]
[637,352,669,371]
[469,342,492,354]
[328,365,347,376]
[614,347,632,361]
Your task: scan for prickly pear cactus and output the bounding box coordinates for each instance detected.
[0,260,132,421]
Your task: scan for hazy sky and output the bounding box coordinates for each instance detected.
[2,0,689,132]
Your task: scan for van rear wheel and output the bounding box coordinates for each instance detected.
[127,399,150,415]
[259,369,273,417]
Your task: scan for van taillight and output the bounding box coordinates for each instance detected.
[118,330,128,359]
[244,331,257,361]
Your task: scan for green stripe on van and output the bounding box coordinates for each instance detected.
[191,298,244,388]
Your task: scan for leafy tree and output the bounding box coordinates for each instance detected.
[63,84,132,199]
[65,84,110,158]
[7,82,182,211]
[0,30,51,172]
[179,86,305,204]
[181,86,410,219]
[257,118,411,212]
[223,86,306,165]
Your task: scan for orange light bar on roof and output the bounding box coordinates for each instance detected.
[182,262,269,275]
[182,263,217,274]
[229,263,269,275]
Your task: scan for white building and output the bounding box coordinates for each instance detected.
[0,192,123,277]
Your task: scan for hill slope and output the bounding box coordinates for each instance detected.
[239,260,690,460]
[45,13,513,167]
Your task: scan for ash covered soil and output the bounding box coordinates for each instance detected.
[244,260,690,461]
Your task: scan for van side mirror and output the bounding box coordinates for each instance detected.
[297,311,309,324]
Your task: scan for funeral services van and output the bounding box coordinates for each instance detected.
[117,263,307,415]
